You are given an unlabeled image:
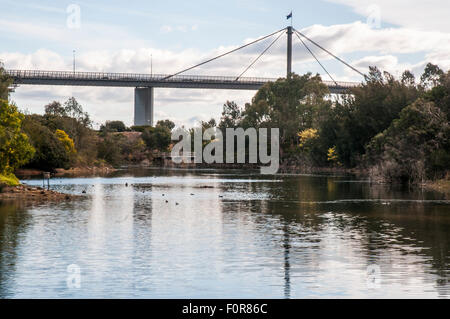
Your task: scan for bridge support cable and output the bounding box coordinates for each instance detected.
[162,28,287,81]
[235,30,285,81]
[293,28,365,78]
[293,30,338,86]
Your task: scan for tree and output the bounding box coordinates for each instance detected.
[45,101,67,117]
[365,99,450,184]
[401,70,416,87]
[0,100,35,176]
[322,67,420,167]
[142,125,172,152]
[219,101,242,130]
[101,121,127,133]
[241,73,331,153]
[21,116,70,171]
[0,62,12,100]
[97,134,123,167]
[55,129,77,159]
[43,97,96,154]
[64,97,91,127]
[420,63,444,89]
[423,70,450,120]
[157,120,176,131]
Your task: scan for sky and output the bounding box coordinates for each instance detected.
[1,0,449,128]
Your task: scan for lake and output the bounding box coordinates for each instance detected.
[0,168,449,298]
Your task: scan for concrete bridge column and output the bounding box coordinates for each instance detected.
[134,87,154,127]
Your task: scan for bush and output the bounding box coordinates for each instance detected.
[97,134,123,167]
[131,125,152,133]
[101,121,128,133]
[0,100,35,175]
[22,116,70,171]
[365,99,450,184]
[142,125,172,151]
[0,172,20,188]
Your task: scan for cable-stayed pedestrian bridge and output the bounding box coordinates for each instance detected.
[6,26,364,126]
[7,69,357,92]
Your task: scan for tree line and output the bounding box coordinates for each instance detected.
[209,64,449,184]
[1,61,449,186]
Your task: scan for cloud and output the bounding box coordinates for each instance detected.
[0,19,149,51]
[160,24,199,34]
[326,0,450,32]
[3,18,450,127]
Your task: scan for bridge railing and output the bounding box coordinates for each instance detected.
[6,69,276,84]
[6,69,360,88]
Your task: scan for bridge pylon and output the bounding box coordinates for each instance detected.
[134,87,154,127]
[287,26,293,78]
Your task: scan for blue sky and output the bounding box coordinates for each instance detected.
[1,0,378,53]
[1,0,449,127]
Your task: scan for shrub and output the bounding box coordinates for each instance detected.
[0,172,20,188]
[22,116,70,171]
[365,99,450,184]
[0,100,35,175]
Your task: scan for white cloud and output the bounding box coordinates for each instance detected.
[160,25,173,33]
[0,19,149,51]
[3,17,450,127]
[326,0,450,32]
[160,24,199,34]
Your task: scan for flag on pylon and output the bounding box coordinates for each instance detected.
[287,11,292,20]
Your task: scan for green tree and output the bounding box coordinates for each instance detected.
[97,134,123,167]
[64,97,91,127]
[365,99,450,184]
[423,70,450,120]
[157,120,176,131]
[420,63,444,89]
[219,101,242,130]
[142,124,172,151]
[55,129,77,163]
[322,67,419,167]
[0,63,12,100]
[101,121,128,133]
[22,115,70,171]
[0,100,35,180]
[44,98,96,158]
[241,73,331,153]
[45,101,67,117]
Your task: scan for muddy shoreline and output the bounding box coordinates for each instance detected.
[0,185,80,202]
[15,166,117,179]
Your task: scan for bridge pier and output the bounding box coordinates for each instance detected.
[134,87,154,127]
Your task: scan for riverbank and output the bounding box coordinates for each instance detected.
[15,166,116,178]
[424,178,450,194]
[0,184,78,202]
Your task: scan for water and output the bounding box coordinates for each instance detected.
[0,168,449,299]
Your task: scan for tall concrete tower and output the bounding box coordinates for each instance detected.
[134,87,154,127]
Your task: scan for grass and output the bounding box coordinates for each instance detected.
[0,173,20,190]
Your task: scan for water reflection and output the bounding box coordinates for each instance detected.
[0,169,448,298]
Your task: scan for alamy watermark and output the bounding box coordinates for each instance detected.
[171,127,280,175]
[66,4,81,29]
[366,4,381,29]
[366,264,382,289]
[66,264,81,289]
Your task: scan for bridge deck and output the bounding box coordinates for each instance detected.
[6,70,358,93]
